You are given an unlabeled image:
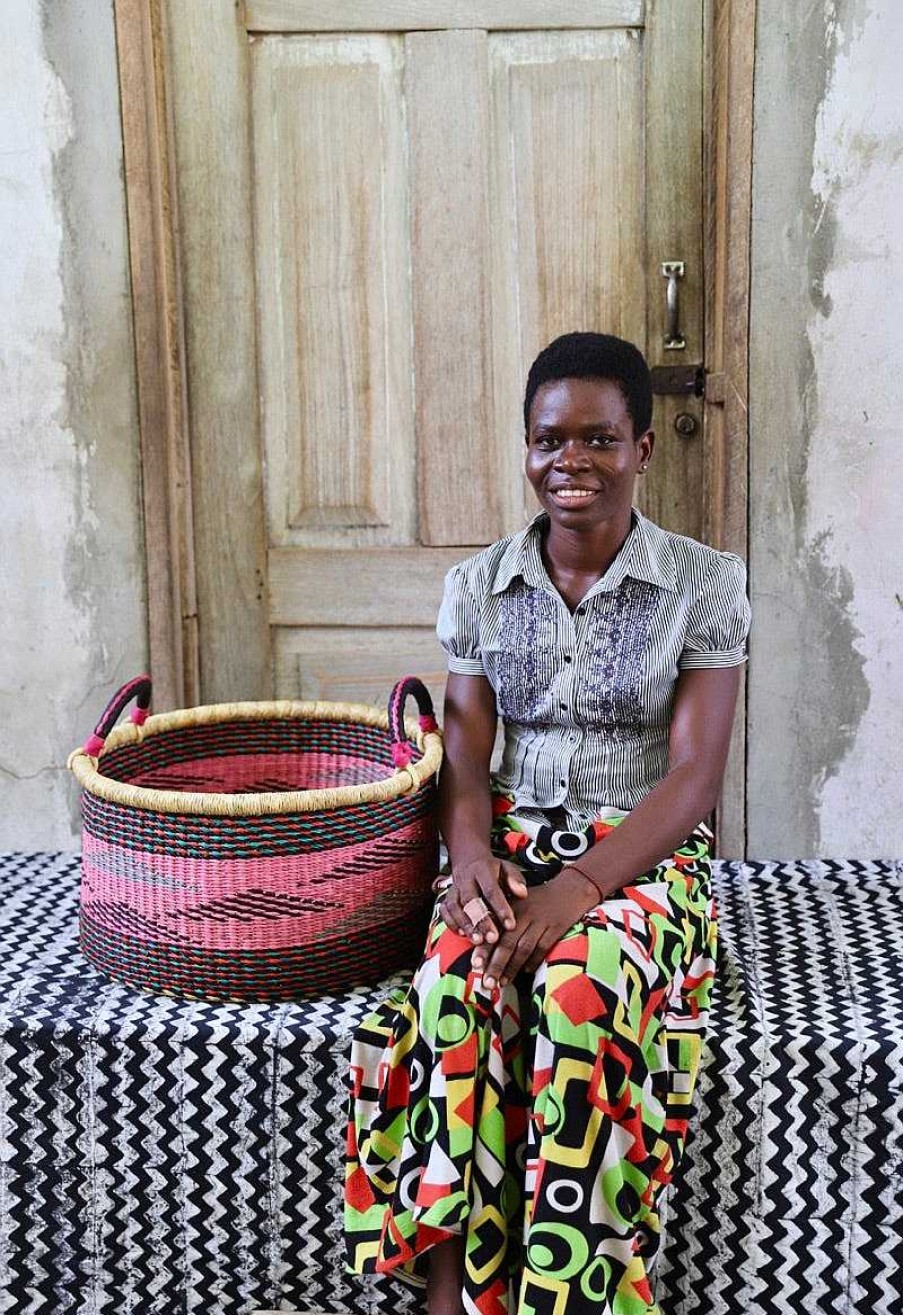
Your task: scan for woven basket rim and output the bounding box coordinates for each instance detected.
[67,698,443,816]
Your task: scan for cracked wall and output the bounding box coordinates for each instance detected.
[748,0,903,856]
[0,2,146,849]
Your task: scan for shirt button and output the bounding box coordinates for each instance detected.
[563,653,572,663]
[575,606,585,616]
[559,778,567,788]
[559,701,567,711]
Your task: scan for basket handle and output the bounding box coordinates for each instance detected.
[388,677,438,769]
[82,674,152,756]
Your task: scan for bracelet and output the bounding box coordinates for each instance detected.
[564,861,609,900]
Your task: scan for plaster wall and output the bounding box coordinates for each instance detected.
[0,2,146,849]
[747,0,903,856]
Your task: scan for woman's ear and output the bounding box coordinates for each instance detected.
[637,429,655,470]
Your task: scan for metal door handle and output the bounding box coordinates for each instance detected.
[661,261,686,350]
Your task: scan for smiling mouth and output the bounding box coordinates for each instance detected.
[548,487,599,504]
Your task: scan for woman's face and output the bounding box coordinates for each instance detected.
[525,376,653,530]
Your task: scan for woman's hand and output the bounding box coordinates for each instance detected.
[440,854,529,947]
[471,866,601,986]
[436,672,524,947]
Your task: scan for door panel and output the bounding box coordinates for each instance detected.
[495,31,645,345]
[251,35,415,548]
[488,30,646,524]
[407,30,502,547]
[243,1,645,33]
[275,627,449,704]
[268,547,464,627]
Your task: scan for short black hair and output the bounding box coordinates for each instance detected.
[523,332,653,437]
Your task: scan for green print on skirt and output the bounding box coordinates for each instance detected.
[344,794,717,1315]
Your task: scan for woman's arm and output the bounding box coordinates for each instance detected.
[474,664,742,986]
[437,673,528,945]
[566,663,742,895]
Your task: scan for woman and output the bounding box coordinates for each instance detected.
[345,332,750,1315]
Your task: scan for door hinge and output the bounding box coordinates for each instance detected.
[650,364,705,398]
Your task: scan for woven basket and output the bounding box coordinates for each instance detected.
[67,675,443,1002]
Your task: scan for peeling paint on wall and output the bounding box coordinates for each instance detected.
[41,0,148,771]
[795,1,871,836]
[748,0,902,857]
[0,3,145,848]
[807,2,903,854]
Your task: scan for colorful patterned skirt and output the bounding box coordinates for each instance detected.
[344,795,718,1315]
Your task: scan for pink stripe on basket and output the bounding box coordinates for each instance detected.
[126,751,388,793]
[81,821,434,950]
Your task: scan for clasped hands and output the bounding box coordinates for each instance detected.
[440,854,602,988]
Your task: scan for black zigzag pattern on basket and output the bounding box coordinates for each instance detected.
[79,902,433,1004]
[82,784,435,858]
[1,852,901,1315]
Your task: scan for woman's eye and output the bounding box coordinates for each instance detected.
[588,434,615,447]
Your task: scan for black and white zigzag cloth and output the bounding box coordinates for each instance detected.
[0,852,901,1315]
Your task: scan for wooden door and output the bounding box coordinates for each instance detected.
[155,0,706,711]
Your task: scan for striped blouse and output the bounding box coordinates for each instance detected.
[436,508,751,825]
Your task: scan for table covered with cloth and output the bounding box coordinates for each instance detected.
[0,851,901,1315]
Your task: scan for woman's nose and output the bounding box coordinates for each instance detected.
[554,439,591,469]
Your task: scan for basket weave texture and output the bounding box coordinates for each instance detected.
[68,677,443,1002]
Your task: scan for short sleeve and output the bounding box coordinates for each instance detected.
[678,552,751,669]
[436,565,486,676]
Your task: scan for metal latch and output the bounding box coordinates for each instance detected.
[650,364,705,398]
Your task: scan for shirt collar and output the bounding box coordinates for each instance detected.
[490,508,680,596]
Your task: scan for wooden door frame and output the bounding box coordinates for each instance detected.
[114,0,755,853]
[114,0,200,713]
[701,0,756,855]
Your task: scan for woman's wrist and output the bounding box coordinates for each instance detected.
[445,840,495,870]
[561,861,610,902]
